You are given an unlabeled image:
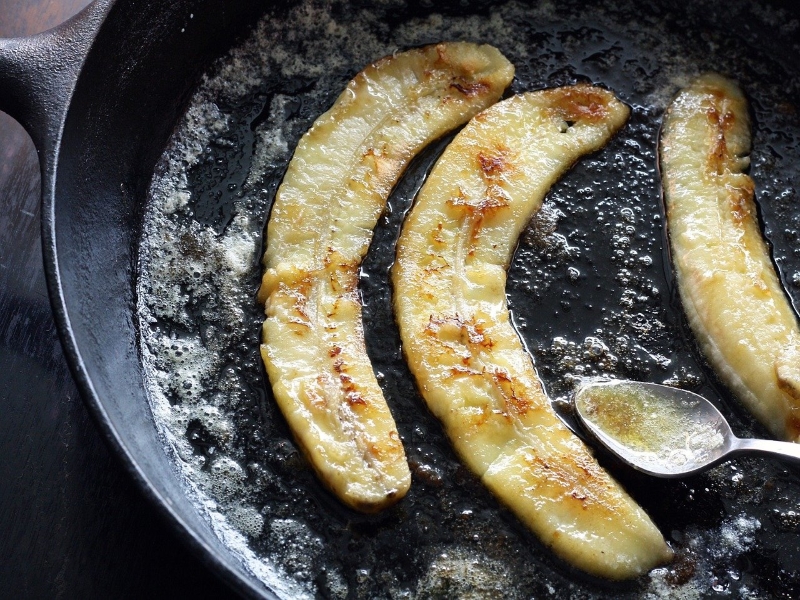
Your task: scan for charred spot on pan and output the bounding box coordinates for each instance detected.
[664,552,698,586]
[409,458,444,487]
[178,230,206,260]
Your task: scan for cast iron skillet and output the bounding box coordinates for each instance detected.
[0,1,274,597]
[2,0,800,598]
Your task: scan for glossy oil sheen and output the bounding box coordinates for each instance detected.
[575,381,727,475]
[137,0,800,597]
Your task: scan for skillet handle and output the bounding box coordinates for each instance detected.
[0,0,112,157]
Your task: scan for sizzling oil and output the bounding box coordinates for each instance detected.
[578,384,685,454]
[575,383,726,471]
[138,0,800,598]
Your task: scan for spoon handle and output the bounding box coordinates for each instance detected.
[731,437,800,465]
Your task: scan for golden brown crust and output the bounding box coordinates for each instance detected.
[260,42,515,512]
[661,73,800,442]
[394,86,672,578]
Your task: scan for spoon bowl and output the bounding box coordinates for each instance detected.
[573,379,800,477]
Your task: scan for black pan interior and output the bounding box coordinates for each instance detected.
[53,0,800,598]
[52,0,274,597]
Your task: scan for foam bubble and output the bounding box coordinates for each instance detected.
[266,519,325,583]
[415,548,520,600]
[228,504,265,538]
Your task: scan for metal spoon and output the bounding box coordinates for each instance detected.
[573,379,800,478]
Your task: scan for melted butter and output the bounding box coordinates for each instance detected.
[135,0,800,595]
[576,382,725,470]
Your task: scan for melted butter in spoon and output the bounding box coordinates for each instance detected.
[575,380,729,476]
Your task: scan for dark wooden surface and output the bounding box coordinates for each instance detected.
[0,2,238,598]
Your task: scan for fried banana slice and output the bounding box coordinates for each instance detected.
[259,43,514,512]
[661,73,800,442]
[393,85,672,578]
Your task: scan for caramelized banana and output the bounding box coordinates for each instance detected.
[393,85,672,578]
[661,73,800,442]
[259,43,514,512]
